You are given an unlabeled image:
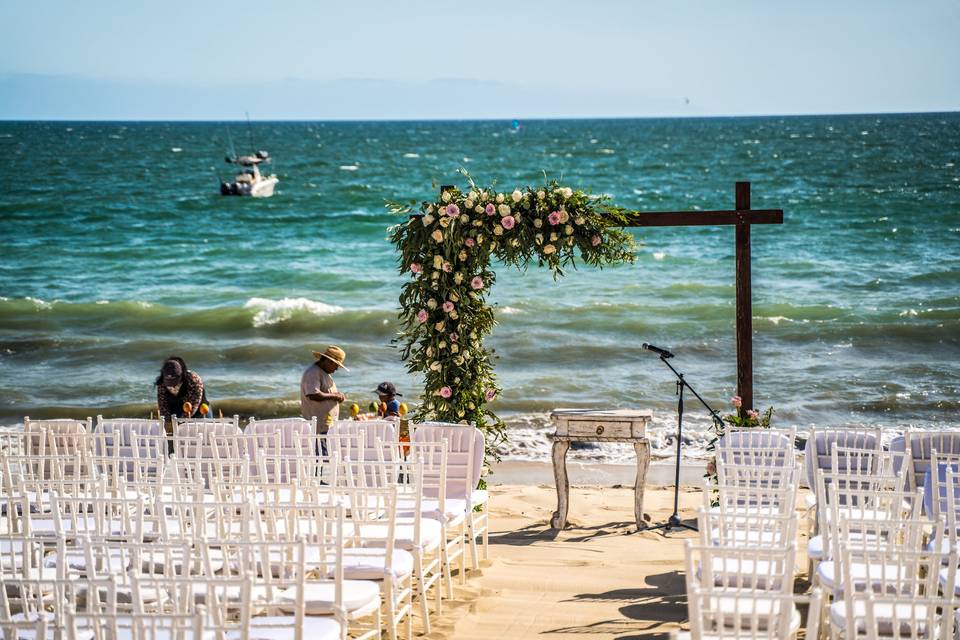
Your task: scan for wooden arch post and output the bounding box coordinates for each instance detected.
[623,182,783,415]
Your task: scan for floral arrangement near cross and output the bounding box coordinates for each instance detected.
[389,175,636,456]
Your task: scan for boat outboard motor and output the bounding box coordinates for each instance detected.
[256,150,269,160]
[220,182,230,195]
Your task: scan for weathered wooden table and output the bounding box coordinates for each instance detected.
[549,409,653,531]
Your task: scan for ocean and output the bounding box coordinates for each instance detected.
[1,114,958,461]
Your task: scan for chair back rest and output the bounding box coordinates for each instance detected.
[685,585,822,640]
[804,427,882,489]
[328,419,397,463]
[413,422,484,501]
[904,430,960,492]
[923,449,960,522]
[718,426,796,452]
[685,540,797,594]
[697,508,797,550]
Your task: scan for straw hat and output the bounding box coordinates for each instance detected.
[312,345,349,371]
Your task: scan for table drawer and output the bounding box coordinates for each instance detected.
[562,420,636,438]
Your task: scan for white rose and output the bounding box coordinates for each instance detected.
[535,233,543,245]
[431,272,439,280]
[544,244,556,255]
[439,216,450,228]
[441,191,451,203]
[533,219,543,228]
[449,310,458,319]
[565,224,574,235]
[566,237,574,246]
[431,230,444,242]
[433,256,443,269]
[474,205,483,214]
[562,187,573,198]
[498,203,511,216]
[459,214,469,224]
[454,273,464,284]
[473,219,483,227]
[574,216,585,225]
[494,225,504,236]
[511,190,522,203]
[454,355,465,365]
[458,250,467,261]
[451,344,460,353]
[430,361,442,371]
[438,341,447,349]
[422,214,435,226]
[550,233,558,241]
[449,292,460,302]
[435,321,445,331]
[468,190,478,200]
[490,241,498,251]
[495,193,504,204]
[511,239,520,247]
[465,199,474,209]
[426,346,433,357]
[470,332,477,339]
[426,204,435,214]
[558,209,569,223]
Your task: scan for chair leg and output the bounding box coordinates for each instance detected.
[481,504,489,561]
[467,513,479,573]
[440,526,454,599]
[413,551,430,635]
[384,578,397,640]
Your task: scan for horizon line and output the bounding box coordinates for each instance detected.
[1,109,958,124]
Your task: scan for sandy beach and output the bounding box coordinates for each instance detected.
[417,460,811,639]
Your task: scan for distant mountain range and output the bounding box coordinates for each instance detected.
[0,72,697,120]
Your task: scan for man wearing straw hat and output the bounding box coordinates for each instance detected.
[300,345,348,433]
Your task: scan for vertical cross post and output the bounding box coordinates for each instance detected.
[734,181,753,416]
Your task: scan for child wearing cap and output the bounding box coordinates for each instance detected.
[375,382,402,418]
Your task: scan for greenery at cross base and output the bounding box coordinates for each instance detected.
[389,172,637,460]
[705,398,776,488]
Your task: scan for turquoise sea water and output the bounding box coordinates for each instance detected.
[1,114,958,459]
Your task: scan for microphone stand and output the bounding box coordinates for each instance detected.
[646,353,725,533]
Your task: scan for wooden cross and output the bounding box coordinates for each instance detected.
[623,182,784,415]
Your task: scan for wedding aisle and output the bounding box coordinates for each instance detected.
[426,484,704,640]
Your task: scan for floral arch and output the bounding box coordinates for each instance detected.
[389,176,636,452]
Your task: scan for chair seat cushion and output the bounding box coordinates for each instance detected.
[701,595,800,632]
[230,616,341,640]
[359,518,443,550]
[807,535,823,559]
[277,580,380,615]
[829,600,934,635]
[816,561,912,593]
[700,558,788,590]
[343,548,414,580]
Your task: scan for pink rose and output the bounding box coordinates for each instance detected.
[501,215,515,230]
[484,388,496,402]
[465,238,475,247]
[548,211,561,226]
[747,409,759,420]
[446,203,460,217]
[410,263,421,274]
[442,301,455,313]
[591,235,601,247]
[439,386,453,399]
[442,262,452,273]
[484,203,496,216]
[731,395,742,408]
[449,332,458,342]
[471,276,484,290]
[416,309,428,323]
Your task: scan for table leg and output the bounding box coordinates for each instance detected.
[633,439,651,530]
[550,440,571,529]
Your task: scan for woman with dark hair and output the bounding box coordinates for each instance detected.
[155,356,211,420]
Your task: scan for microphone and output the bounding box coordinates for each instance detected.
[642,343,675,359]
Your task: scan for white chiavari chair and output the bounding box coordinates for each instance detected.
[674,588,823,640]
[412,423,489,571]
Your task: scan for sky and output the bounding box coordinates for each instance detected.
[1,0,958,120]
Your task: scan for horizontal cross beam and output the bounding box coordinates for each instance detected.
[622,209,783,227]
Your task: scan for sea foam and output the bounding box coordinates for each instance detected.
[244,297,345,328]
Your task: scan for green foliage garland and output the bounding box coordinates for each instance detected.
[389,175,636,455]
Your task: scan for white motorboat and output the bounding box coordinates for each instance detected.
[220,151,278,197]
